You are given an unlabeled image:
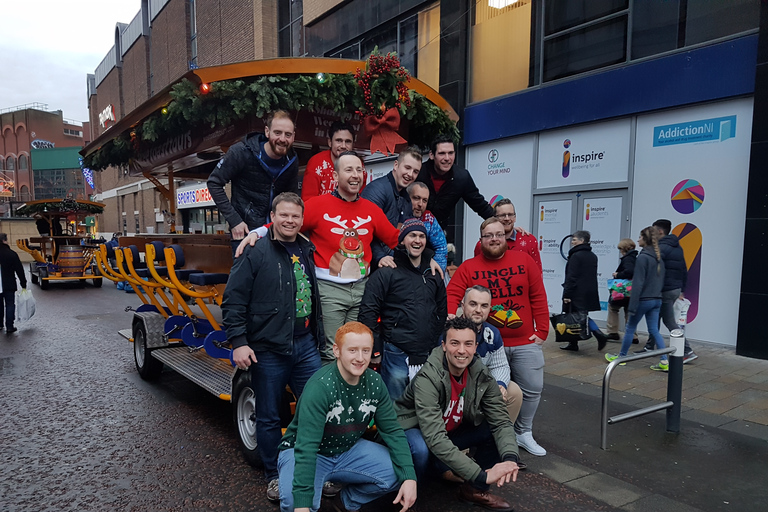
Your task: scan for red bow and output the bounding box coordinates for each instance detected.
[363,108,407,156]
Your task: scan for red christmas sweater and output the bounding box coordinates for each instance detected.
[473,232,542,270]
[447,250,549,347]
[301,150,367,200]
[303,194,398,283]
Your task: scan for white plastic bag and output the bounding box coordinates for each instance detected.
[15,288,36,323]
[674,297,691,330]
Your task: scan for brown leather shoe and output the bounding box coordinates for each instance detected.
[459,483,513,511]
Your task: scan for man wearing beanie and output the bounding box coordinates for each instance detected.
[359,218,448,399]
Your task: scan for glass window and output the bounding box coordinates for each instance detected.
[361,25,398,58]
[544,0,628,35]
[328,41,361,60]
[417,3,440,90]
[685,0,760,46]
[6,156,14,171]
[632,0,680,60]
[0,158,4,171]
[470,0,533,102]
[543,15,627,82]
[399,14,418,77]
[19,154,28,170]
[278,0,305,56]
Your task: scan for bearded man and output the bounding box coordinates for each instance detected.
[446,217,550,458]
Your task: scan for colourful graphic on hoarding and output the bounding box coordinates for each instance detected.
[585,203,590,221]
[489,195,505,207]
[562,139,571,178]
[672,223,702,323]
[671,179,705,214]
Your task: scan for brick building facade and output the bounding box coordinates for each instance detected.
[0,105,89,216]
[89,0,279,236]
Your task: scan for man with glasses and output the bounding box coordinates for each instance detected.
[447,217,550,458]
[473,198,541,270]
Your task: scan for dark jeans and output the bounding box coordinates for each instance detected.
[0,290,15,330]
[405,421,500,491]
[252,332,321,479]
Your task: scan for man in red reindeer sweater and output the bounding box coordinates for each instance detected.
[447,217,550,458]
[239,151,400,362]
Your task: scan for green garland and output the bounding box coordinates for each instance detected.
[17,201,104,216]
[84,53,459,172]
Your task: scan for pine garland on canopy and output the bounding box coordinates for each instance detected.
[84,52,459,172]
[17,199,105,216]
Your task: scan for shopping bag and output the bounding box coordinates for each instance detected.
[674,297,691,330]
[15,288,36,323]
[607,279,632,301]
[550,308,590,343]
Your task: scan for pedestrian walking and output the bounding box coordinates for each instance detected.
[0,233,28,334]
[606,238,639,344]
[605,227,670,371]
[560,231,609,351]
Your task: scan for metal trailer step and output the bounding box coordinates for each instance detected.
[118,329,133,341]
[151,346,237,400]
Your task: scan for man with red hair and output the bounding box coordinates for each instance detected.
[277,321,417,512]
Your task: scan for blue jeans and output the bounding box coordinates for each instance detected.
[619,299,667,360]
[405,422,500,491]
[0,290,15,329]
[252,332,321,479]
[381,344,409,400]
[277,439,400,512]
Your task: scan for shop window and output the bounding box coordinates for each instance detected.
[470,0,533,103]
[19,154,28,170]
[543,15,627,82]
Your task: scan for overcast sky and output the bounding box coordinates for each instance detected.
[0,0,141,123]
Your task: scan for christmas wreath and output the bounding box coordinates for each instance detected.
[84,51,459,172]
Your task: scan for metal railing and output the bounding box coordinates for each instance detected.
[601,330,685,450]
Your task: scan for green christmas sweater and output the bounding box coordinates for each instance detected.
[279,363,416,508]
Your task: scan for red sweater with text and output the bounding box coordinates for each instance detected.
[447,250,549,347]
[301,150,367,199]
[303,194,399,283]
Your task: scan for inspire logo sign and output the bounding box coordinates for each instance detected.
[653,115,737,147]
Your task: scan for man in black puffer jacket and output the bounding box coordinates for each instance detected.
[223,192,323,501]
[358,219,447,400]
[208,110,299,254]
[416,135,494,236]
[646,219,697,362]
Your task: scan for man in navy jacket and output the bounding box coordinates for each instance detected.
[0,233,27,333]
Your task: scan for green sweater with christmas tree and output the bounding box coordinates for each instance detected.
[279,363,416,509]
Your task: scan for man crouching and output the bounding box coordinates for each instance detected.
[277,321,418,512]
[395,317,519,511]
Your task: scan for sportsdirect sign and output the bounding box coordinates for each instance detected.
[177,185,214,208]
[653,115,737,147]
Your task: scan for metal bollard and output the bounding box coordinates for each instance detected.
[666,329,685,432]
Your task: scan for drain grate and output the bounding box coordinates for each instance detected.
[0,357,13,376]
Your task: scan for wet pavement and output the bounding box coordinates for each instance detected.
[1,280,766,511]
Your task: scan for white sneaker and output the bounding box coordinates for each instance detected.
[516,431,546,456]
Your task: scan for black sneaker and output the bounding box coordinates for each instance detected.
[606,333,621,341]
[633,345,652,354]
[6,327,17,334]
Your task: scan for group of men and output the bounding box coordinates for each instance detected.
[213,111,550,511]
